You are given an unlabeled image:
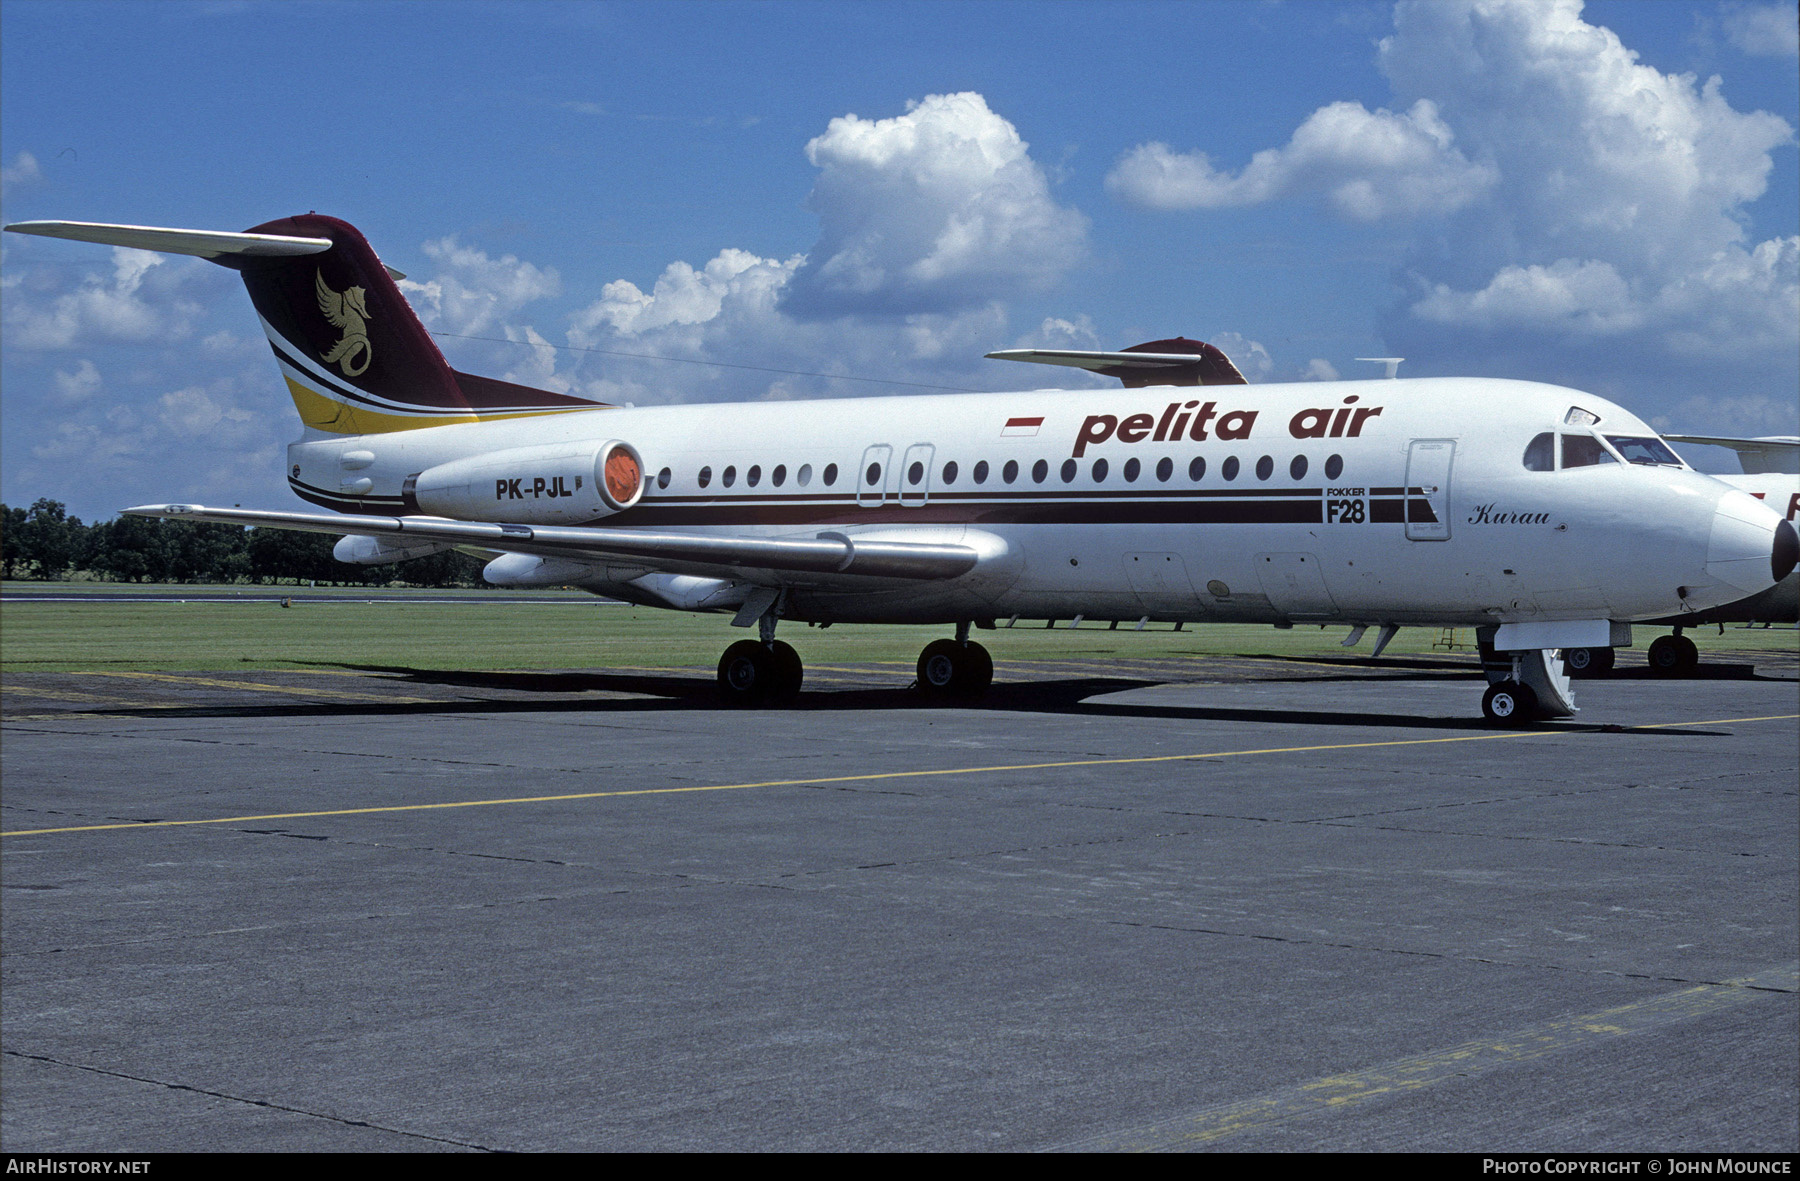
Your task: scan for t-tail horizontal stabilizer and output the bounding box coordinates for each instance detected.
[6,218,334,257]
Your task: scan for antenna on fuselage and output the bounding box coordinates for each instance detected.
[1355,357,1404,379]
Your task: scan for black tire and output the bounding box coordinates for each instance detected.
[718,640,772,704]
[916,639,963,696]
[767,640,804,701]
[1647,635,1699,677]
[916,639,995,700]
[1482,680,1538,725]
[1565,646,1615,678]
[959,641,994,697]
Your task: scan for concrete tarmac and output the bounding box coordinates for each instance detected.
[2,651,1795,1152]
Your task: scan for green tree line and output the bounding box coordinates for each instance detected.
[1,499,488,586]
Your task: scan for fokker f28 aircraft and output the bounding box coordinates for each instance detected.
[7,214,1796,723]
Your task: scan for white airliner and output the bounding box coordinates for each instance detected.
[7,214,1796,723]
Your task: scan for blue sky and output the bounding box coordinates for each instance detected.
[3,0,1796,521]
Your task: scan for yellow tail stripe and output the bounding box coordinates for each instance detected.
[282,375,588,435]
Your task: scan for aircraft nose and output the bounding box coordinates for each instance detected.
[1775,518,1798,584]
[1706,490,1790,595]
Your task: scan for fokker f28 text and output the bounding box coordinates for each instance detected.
[8,214,1794,722]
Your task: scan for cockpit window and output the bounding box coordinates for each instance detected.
[1561,433,1616,468]
[1605,435,1683,467]
[1523,433,1554,471]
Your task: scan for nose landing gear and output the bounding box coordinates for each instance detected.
[1481,680,1539,725]
[1477,632,1576,725]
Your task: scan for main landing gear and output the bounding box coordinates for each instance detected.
[715,592,805,705]
[914,622,993,700]
[1563,645,1615,677]
[715,606,993,706]
[1645,631,1700,676]
[717,638,804,704]
[1567,629,1699,678]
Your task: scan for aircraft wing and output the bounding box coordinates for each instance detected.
[123,503,982,583]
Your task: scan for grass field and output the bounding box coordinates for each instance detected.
[2,582,1792,673]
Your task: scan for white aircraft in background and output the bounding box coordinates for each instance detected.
[1562,434,1798,677]
[7,214,1795,723]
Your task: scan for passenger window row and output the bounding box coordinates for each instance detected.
[684,462,841,491]
[661,453,1347,493]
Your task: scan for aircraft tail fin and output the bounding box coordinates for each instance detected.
[4,215,602,435]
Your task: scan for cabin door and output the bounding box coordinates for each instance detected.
[1405,439,1455,541]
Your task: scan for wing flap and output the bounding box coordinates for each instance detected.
[123,504,981,583]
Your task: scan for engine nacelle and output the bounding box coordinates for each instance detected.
[403,439,645,524]
[333,534,460,566]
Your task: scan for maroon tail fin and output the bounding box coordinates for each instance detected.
[222,214,598,434]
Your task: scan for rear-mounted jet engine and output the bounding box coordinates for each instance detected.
[402,439,644,525]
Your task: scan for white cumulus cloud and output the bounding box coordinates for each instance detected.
[2,151,43,194]
[1374,0,1798,386]
[1107,99,1495,221]
[571,249,802,341]
[784,92,1088,316]
[2,247,206,350]
[1723,3,1800,57]
[525,92,1094,404]
[1412,257,1641,335]
[1105,0,1797,403]
[53,359,102,402]
[1378,0,1792,278]
[398,238,561,337]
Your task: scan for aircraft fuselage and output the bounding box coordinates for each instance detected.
[285,376,1770,630]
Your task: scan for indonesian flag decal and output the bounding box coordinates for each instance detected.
[1001,416,1043,437]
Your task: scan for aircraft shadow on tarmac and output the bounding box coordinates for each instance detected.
[19,657,1750,736]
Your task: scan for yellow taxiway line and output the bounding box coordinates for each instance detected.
[3,713,1792,838]
[84,670,439,704]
